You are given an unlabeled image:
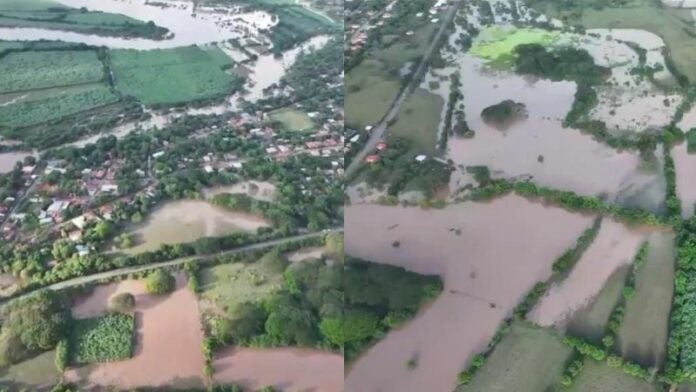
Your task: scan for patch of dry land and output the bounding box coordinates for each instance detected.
[65,273,206,389]
[213,347,344,391]
[124,200,270,254]
[344,195,594,392]
[527,219,647,328]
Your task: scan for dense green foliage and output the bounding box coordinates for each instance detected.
[109,46,240,105]
[343,258,443,361]
[144,269,176,295]
[109,292,136,314]
[0,291,68,367]
[480,99,526,128]
[68,314,134,364]
[469,180,664,226]
[513,44,609,85]
[0,50,103,93]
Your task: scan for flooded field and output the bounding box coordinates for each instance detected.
[123,200,269,254]
[0,350,59,391]
[344,195,594,392]
[672,140,696,218]
[565,265,629,343]
[66,273,206,389]
[441,54,664,211]
[213,347,343,392]
[617,231,675,368]
[528,219,647,328]
[0,151,32,174]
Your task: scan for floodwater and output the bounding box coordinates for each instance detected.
[66,273,206,388]
[671,142,696,218]
[0,0,271,50]
[124,200,269,254]
[527,219,647,328]
[0,151,32,173]
[245,35,331,101]
[344,195,594,392]
[444,54,665,212]
[213,347,344,392]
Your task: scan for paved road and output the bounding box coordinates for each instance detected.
[1,229,342,307]
[345,0,463,177]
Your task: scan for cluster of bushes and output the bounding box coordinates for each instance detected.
[440,72,463,150]
[602,242,649,353]
[563,336,652,382]
[513,44,609,85]
[664,129,682,221]
[0,291,69,367]
[560,358,584,387]
[551,218,602,274]
[206,247,342,355]
[468,179,665,226]
[343,258,443,361]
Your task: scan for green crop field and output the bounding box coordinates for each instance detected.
[568,359,660,392]
[199,255,284,317]
[0,83,119,127]
[0,50,104,93]
[68,314,135,365]
[201,45,235,70]
[458,322,573,392]
[388,87,444,154]
[269,107,314,131]
[110,46,238,105]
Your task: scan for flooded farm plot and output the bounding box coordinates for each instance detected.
[344,195,594,392]
[456,322,572,392]
[66,273,206,389]
[0,151,33,174]
[0,350,60,391]
[123,200,269,254]
[617,231,675,368]
[528,219,647,329]
[564,264,630,343]
[672,141,696,218]
[441,54,665,211]
[213,347,343,392]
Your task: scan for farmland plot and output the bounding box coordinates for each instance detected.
[110,46,237,105]
[68,314,135,365]
[0,83,119,127]
[0,50,104,93]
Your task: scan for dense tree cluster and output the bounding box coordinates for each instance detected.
[0,291,69,367]
[343,258,442,361]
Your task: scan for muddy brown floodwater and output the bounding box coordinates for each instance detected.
[527,219,647,328]
[124,200,270,254]
[444,54,664,212]
[344,195,594,392]
[65,273,206,389]
[213,347,344,391]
